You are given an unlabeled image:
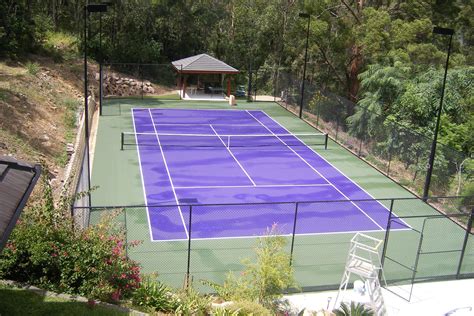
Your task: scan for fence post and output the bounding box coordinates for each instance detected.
[99,63,103,116]
[186,205,193,289]
[124,208,128,258]
[358,137,363,157]
[335,117,339,141]
[456,208,474,278]
[289,202,299,266]
[316,104,320,126]
[324,134,329,150]
[140,64,144,100]
[387,144,393,176]
[380,199,395,273]
[120,132,124,150]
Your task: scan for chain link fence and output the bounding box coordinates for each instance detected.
[73,196,473,292]
[273,71,471,199]
[100,63,179,116]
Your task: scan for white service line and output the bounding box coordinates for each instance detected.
[131,109,155,242]
[148,109,189,238]
[175,183,332,189]
[259,110,410,229]
[245,110,384,230]
[209,124,256,187]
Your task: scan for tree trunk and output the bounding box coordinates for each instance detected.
[346,44,362,115]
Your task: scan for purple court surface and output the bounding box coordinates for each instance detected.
[131,108,406,241]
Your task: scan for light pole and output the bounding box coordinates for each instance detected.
[99,1,113,116]
[298,12,310,118]
[422,26,454,201]
[84,3,108,207]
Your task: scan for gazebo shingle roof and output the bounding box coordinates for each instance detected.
[172,54,239,74]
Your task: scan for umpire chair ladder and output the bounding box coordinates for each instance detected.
[334,233,387,316]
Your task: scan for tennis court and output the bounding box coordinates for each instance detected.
[127,108,406,241]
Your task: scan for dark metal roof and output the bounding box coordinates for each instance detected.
[0,157,41,251]
[171,54,239,74]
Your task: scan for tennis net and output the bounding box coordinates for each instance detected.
[121,131,328,150]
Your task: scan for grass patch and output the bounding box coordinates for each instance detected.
[55,97,79,166]
[0,89,8,101]
[26,62,40,76]
[0,284,126,316]
[63,98,78,130]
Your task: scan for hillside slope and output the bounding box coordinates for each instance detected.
[0,56,92,197]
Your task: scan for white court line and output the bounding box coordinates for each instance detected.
[258,110,411,229]
[245,110,384,230]
[148,227,410,242]
[131,109,155,242]
[209,124,256,186]
[175,183,332,189]
[148,109,189,239]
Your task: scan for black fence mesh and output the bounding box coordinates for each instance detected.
[75,196,473,292]
[273,71,471,199]
[100,63,179,115]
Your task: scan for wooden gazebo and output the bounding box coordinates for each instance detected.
[172,54,239,99]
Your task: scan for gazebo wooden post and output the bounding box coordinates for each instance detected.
[227,76,231,97]
[182,75,187,98]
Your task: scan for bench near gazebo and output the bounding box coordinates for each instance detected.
[172,54,239,100]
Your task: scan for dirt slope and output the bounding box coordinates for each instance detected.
[0,56,93,197]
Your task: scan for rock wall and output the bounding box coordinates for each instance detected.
[102,73,155,96]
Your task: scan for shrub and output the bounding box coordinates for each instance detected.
[131,274,176,312]
[204,224,298,309]
[173,286,212,315]
[0,177,141,303]
[333,302,374,316]
[224,300,272,316]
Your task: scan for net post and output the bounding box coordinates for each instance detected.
[324,133,328,150]
[186,205,193,289]
[456,207,474,278]
[289,202,299,266]
[121,132,124,150]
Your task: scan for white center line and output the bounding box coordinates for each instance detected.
[245,110,384,230]
[209,124,256,186]
[148,109,189,238]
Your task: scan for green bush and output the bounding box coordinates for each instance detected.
[173,286,212,315]
[131,274,176,312]
[204,225,298,309]
[334,302,374,316]
[0,178,141,303]
[224,300,272,316]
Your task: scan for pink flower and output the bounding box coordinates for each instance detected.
[111,290,121,302]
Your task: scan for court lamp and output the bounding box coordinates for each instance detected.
[84,3,108,206]
[422,26,455,201]
[298,12,311,118]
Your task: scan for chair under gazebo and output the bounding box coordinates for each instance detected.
[172,54,239,100]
